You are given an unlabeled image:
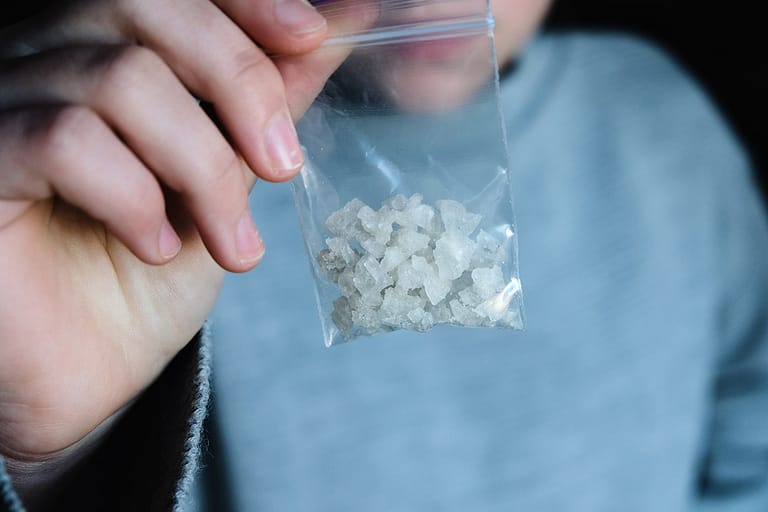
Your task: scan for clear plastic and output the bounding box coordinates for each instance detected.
[292,0,524,346]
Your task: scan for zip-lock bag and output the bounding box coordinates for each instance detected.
[292,0,524,346]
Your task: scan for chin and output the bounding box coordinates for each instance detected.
[379,40,493,113]
[381,67,485,113]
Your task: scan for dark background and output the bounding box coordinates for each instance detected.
[2,0,764,191]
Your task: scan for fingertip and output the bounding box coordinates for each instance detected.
[235,212,265,270]
[274,0,328,37]
[158,218,182,261]
[263,110,304,181]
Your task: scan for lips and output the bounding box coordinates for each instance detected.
[393,34,479,62]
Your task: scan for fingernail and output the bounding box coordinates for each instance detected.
[159,220,182,260]
[275,0,327,34]
[266,111,304,176]
[236,213,265,266]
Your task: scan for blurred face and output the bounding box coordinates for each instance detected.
[492,0,553,67]
[374,0,552,112]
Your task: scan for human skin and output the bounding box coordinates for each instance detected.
[0,0,549,506]
[373,0,552,112]
[0,0,375,503]
[492,0,553,69]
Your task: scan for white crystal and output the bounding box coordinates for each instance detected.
[391,230,429,256]
[471,266,505,300]
[351,302,385,333]
[408,255,449,305]
[472,229,505,267]
[436,200,482,236]
[395,261,423,291]
[354,255,392,294]
[337,270,356,298]
[434,234,473,280]
[358,205,392,244]
[380,288,426,328]
[410,255,432,274]
[332,297,353,334]
[412,204,437,230]
[325,199,365,237]
[458,287,482,307]
[317,195,517,336]
[386,194,408,211]
[360,237,386,259]
[449,299,483,326]
[406,193,423,209]
[395,203,436,232]
[475,299,508,323]
[427,302,452,323]
[326,237,358,266]
[316,249,343,279]
[380,246,408,272]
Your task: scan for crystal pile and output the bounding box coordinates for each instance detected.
[317,194,519,336]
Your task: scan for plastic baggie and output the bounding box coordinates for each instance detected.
[291,0,524,346]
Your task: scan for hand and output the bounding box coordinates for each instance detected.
[0,0,375,472]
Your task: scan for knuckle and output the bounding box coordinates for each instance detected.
[228,47,285,98]
[33,105,98,170]
[181,145,245,210]
[94,45,165,99]
[207,148,244,195]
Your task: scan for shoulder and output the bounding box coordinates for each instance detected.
[537,32,725,126]
[521,31,749,187]
[509,31,762,285]
[535,31,699,98]
[552,31,685,75]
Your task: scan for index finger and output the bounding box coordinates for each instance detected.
[0,0,328,183]
[213,0,328,55]
[276,0,381,117]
